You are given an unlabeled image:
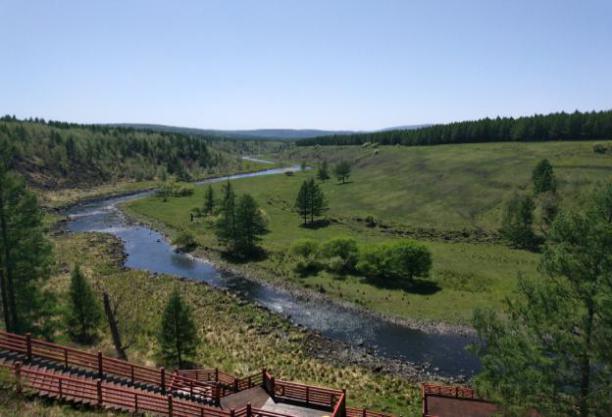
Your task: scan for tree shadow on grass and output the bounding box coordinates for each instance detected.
[365,277,441,295]
[299,219,330,229]
[220,246,268,264]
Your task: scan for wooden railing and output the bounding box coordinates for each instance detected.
[0,330,217,403]
[177,368,263,395]
[422,383,476,400]
[0,330,384,417]
[2,361,228,417]
[346,408,394,417]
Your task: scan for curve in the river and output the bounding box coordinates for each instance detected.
[65,166,480,378]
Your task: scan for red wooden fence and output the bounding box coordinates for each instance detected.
[421,383,476,400]
[0,329,387,417]
[0,330,218,403]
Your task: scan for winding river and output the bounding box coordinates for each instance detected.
[65,165,480,378]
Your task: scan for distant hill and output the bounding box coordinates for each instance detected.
[110,124,357,140]
[109,123,429,141]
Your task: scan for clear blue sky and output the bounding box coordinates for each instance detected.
[1,0,611,130]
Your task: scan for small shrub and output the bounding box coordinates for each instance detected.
[157,181,195,199]
[289,239,320,258]
[593,143,608,154]
[365,216,377,227]
[289,239,321,276]
[320,237,359,273]
[173,231,197,252]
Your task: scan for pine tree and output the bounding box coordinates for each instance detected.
[472,184,612,417]
[0,139,53,335]
[234,194,267,256]
[308,178,328,223]
[532,159,556,194]
[66,265,102,344]
[500,193,536,249]
[215,182,237,245]
[294,179,328,225]
[333,161,352,184]
[204,185,215,215]
[295,181,310,225]
[317,161,330,181]
[159,288,198,368]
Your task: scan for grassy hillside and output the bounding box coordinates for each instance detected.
[278,141,612,230]
[0,118,277,208]
[124,141,611,325]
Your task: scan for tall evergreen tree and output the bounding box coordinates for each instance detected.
[532,159,556,194]
[159,288,198,368]
[317,161,330,181]
[472,185,612,417]
[0,139,53,335]
[204,185,215,215]
[294,178,328,225]
[215,182,237,245]
[333,161,352,184]
[308,178,328,223]
[295,181,310,225]
[500,193,536,249]
[66,265,102,344]
[234,194,267,255]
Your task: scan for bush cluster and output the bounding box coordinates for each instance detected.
[288,238,432,286]
[157,181,195,200]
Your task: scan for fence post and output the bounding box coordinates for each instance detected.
[168,394,173,417]
[362,408,367,417]
[160,367,166,394]
[306,386,309,405]
[14,362,22,394]
[230,409,236,417]
[134,392,138,413]
[246,403,252,417]
[64,349,68,368]
[25,333,32,362]
[97,351,103,378]
[342,389,347,417]
[97,379,103,407]
[270,376,275,401]
[215,367,219,383]
[59,379,63,399]
[234,377,239,392]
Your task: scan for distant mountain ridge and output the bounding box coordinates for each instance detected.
[109,123,427,140]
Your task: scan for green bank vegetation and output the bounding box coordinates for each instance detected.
[123,139,612,325]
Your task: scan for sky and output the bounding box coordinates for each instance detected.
[1,0,611,131]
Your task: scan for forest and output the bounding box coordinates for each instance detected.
[296,110,612,146]
[0,116,219,188]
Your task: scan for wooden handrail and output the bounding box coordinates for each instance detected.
[0,330,217,403]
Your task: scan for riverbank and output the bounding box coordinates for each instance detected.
[120,203,475,337]
[49,231,425,415]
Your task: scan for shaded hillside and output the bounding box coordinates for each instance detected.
[297,110,612,146]
[0,117,220,189]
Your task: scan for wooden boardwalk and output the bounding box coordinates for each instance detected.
[0,330,390,417]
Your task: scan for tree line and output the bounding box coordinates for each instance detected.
[0,117,219,188]
[296,110,612,147]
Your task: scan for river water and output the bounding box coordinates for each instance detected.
[65,166,480,378]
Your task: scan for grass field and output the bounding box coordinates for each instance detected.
[123,141,612,325]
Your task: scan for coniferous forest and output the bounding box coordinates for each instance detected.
[0,116,219,188]
[297,110,612,146]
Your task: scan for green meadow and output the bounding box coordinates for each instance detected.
[124,141,612,325]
